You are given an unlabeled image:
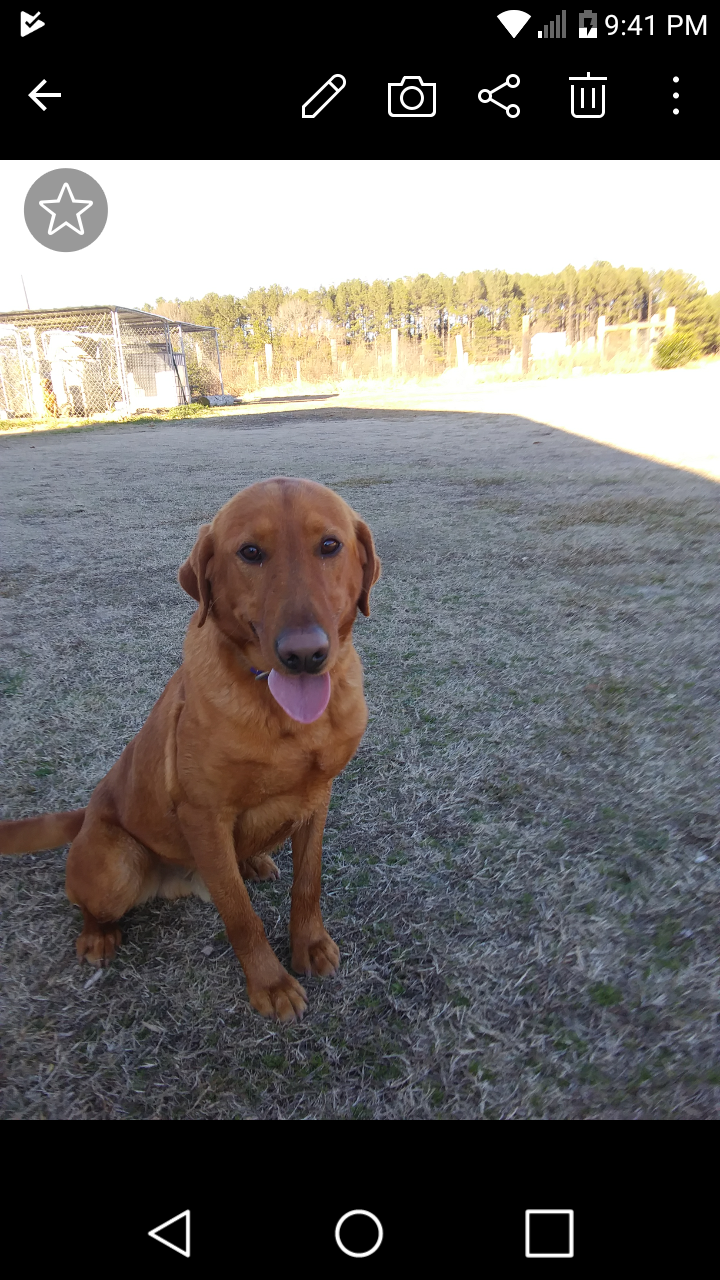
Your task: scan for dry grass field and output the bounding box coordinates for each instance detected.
[1,368,719,1119]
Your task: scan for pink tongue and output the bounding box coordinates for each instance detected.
[267,669,331,723]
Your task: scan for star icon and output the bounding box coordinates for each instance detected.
[38,182,94,235]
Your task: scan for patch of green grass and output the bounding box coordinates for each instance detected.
[652,917,694,970]
[166,405,216,419]
[539,497,694,532]
[588,982,623,1007]
[331,476,394,487]
[261,1053,286,1070]
[372,1060,403,1081]
[485,779,524,804]
[628,1064,654,1088]
[0,575,22,599]
[0,670,25,697]
[576,1062,607,1085]
[357,994,383,1010]
[0,404,232,436]
[583,677,630,709]
[632,829,669,854]
[553,1029,589,1054]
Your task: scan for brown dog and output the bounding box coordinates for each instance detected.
[0,477,381,1022]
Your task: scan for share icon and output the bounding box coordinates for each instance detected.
[478,73,521,117]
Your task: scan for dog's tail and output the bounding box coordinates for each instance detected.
[0,809,86,855]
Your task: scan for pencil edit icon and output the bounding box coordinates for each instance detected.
[302,74,346,118]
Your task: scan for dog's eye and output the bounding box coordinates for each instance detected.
[239,545,262,563]
[320,538,341,556]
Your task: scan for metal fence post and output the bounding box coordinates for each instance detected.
[521,314,530,374]
[26,327,43,416]
[597,315,606,361]
[166,321,186,405]
[179,324,191,401]
[15,330,33,415]
[111,308,130,410]
[214,330,225,393]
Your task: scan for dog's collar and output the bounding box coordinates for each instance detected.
[250,667,269,680]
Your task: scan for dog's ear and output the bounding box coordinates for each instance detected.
[354,519,381,617]
[178,524,215,627]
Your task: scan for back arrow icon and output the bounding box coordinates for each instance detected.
[29,80,61,111]
[148,1210,191,1257]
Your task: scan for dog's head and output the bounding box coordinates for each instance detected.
[179,478,381,717]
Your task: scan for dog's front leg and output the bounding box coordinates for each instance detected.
[290,786,340,978]
[177,803,307,1021]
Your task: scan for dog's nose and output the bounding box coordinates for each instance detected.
[275,626,329,674]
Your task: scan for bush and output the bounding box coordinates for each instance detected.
[652,328,702,369]
[185,356,218,395]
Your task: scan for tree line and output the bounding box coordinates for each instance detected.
[143,263,720,361]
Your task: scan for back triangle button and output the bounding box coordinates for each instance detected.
[148,1210,191,1257]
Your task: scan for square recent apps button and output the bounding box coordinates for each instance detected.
[525,1210,575,1259]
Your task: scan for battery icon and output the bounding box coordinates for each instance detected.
[569,71,606,117]
[578,9,598,37]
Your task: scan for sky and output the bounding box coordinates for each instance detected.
[1,158,718,314]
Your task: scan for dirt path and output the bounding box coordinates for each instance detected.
[234,363,720,481]
[3,364,718,481]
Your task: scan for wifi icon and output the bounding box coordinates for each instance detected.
[497,9,532,36]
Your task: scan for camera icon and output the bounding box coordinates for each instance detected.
[387,75,436,117]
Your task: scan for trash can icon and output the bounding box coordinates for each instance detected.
[569,72,606,118]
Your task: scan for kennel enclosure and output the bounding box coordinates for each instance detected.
[0,304,224,419]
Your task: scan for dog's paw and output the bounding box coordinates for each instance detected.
[246,959,308,1023]
[291,929,340,978]
[239,853,280,882]
[76,922,122,967]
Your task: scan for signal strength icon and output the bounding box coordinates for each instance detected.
[538,9,566,36]
[497,10,532,37]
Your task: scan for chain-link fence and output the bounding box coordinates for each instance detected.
[0,305,223,420]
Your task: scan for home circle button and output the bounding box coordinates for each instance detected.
[335,1210,384,1257]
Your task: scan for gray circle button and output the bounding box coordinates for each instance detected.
[24,168,108,252]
